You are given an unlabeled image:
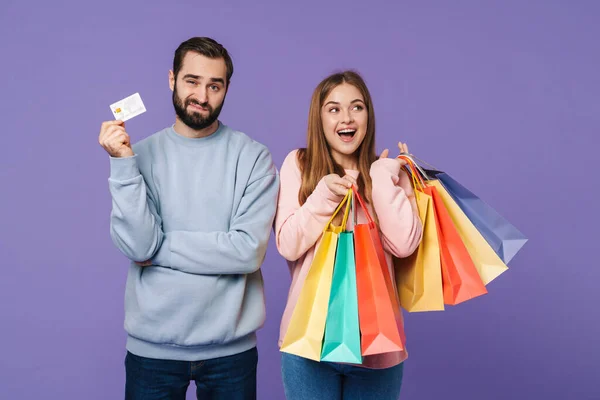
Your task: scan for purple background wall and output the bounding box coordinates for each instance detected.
[1,1,597,399]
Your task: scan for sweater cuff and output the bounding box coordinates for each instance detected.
[109,155,140,181]
[315,179,345,204]
[370,158,402,177]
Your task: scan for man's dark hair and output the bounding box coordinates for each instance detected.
[173,37,233,86]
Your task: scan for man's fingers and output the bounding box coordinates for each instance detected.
[100,120,125,141]
[100,120,124,134]
[102,120,124,128]
[100,125,123,142]
[102,126,127,144]
[135,260,152,267]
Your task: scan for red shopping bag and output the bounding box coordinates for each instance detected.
[353,187,405,356]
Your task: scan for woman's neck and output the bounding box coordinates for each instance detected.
[332,150,358,170]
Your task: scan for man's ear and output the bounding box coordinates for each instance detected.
[169,70,175,92]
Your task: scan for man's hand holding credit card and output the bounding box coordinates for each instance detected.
[98,93,147,158]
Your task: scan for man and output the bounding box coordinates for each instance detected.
[98,37,279,400]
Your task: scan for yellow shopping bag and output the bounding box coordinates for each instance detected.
[395,172,444,312]
[427,180,508,285]
[280,190,352,361]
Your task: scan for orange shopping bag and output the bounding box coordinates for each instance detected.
[352,187,404,356]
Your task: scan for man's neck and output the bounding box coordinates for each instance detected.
[173,118,220,139]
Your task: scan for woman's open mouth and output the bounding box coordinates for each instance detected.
[337,129,356,143]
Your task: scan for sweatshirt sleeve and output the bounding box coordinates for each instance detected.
[370,158,423,258]
[274,150,343,262]
[150,148,279,275]
[108,155,165,262]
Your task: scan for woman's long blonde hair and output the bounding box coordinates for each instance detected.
[297,70,377,206]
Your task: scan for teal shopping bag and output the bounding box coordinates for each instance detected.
[321,192,362,364]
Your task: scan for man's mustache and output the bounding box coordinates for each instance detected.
[186,99,211,110]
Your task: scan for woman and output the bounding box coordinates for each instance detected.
[274,70,423,400]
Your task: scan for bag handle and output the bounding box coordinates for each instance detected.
[325,189,352,231]
[396,156,430,210]
[397,153,434,181]
[351,186,375,227]
[399,155,426,191]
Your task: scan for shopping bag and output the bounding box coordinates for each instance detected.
[353,187,405,356]
[394,174,444,312]
[430,172,527,264]
[366,204,407,345]
[321,190,362,363]
[280,191,352,361]
[428,180,509,285]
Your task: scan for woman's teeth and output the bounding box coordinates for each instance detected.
[337,129,356,142]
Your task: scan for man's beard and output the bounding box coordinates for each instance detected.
[172,85,224,131]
